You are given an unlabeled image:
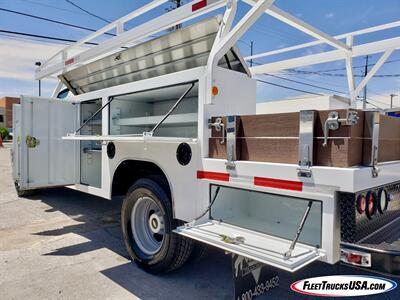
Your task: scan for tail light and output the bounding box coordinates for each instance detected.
[377,188,388,214]
[341,248,371,267]
[356,194,366,214]
[366,191,376,219]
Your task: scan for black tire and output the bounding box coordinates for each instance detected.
[189,241,210,262]
[14,181,35,197]
[121,178,193,273]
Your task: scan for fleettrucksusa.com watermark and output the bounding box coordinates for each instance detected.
[303,280,386,291]
[291,275,397,297]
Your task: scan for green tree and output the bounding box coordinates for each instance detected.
[0,127,9,139]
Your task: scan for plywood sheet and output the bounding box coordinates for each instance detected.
[208,109,400,167]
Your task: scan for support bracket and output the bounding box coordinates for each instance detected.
[365,112,381,178]
[297,110,316,178]
[225,116,237,170]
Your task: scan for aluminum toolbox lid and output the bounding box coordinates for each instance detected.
[59,16,249,95]
[175,220,325,272]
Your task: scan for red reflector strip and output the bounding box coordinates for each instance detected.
[197,171,229,182]
[65,58,75,66]
[192,0,207,11]
[254,177,303,192]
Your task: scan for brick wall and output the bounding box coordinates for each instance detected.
[0,97,20,128]
[0,107,5,127]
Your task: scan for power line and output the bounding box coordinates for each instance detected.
[256,78,324,96]
[285,57,400,77]
[16,0,90,16]
[64,0,111,24]
[0,7,115,36]
[0,29,98,45]
[263,73,347,95]
[287,72,348,89]
[0,33,72,46]
[252,57,400,77]
[286,69,400,78]
[252,61,347,94]
[365,99,382,109]
[299,58,400,73]
[367,97,389,107]
[250,26,304,44]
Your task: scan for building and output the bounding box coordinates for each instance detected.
[256,95,351,114]
[0,107,5,127]
[0,97,20,129]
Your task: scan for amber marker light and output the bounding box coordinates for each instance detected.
[211,86,219,96]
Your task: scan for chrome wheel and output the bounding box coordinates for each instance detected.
[122,178,194,273]
[131,196,165,256]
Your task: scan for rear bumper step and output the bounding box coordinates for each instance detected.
[175,221,325,272]
[341,217,400,275]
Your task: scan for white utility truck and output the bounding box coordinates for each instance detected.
[11,0,400,277]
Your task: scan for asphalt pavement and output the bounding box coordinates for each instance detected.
[1,143,399,300]
[0,144,235,300]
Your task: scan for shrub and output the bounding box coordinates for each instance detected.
[0,127,9,139]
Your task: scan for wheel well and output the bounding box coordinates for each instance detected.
[112,160,171,198]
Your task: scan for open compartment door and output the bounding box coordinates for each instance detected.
[176,184,325,272]
[176,221,324,272]
[18,96,78,189]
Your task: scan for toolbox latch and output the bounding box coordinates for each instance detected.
[208,117,225,144]
[323,110,359,147]
[26,135,40,148]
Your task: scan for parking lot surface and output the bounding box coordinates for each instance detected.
[0,144,236,299]
[1,143,399,300]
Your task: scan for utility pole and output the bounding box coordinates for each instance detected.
[35,61,42,96]
[167,0,182,31]
[390,94,397,109]
[362,55,369,109]
[250,41,254,67]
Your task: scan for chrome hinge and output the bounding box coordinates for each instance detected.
[323,110,359,147]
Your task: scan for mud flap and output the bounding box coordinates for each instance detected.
[232,254,279,300]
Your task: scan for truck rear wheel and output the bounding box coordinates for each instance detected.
[14,181,35,197]
[121,178,193,273]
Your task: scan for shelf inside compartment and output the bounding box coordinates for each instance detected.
[83,119,102,125]
[83,148,102,154]
[113,113,197,127]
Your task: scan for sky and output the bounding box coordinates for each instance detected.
[0,0,400,108]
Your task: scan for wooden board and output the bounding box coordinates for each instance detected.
[209,109,400,167]
[363,113,400,164]
[209,138,363,167]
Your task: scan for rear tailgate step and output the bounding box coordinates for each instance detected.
[175,221,325,272]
